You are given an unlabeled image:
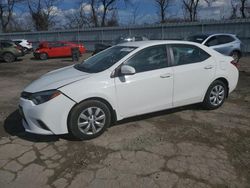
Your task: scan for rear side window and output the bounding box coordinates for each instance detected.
[125,45,168,73]
[217,35,235,44]
[0,42,13,48]
[171,44,210,65]
[49,42,64,48]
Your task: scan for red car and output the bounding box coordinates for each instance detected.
[34,41,86,60]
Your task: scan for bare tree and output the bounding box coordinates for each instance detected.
[183,0,200,21]
[100,0,116,27]
[88,0,99,27]
[27,0,59,31]
[239,0,248,18]
[88,0,128,27]
[64,1,91,29]
[106,9,119,26]
[130,4,139,25]
[230,0,238,19]
[0,0,22,32]
[182,0,216,21]
[155,0,171,23]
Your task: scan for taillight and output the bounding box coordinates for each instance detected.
[231,60,239,68]
[16,46,22,50]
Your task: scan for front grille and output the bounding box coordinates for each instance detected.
[21,91,33,100]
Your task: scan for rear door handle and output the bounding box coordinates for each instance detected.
[204,65,213,69]
[160,73,172,78]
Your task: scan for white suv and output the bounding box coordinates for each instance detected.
[20,41,239,140]
[13,39,33,52]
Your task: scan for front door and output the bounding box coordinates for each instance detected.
[114,45,174,118]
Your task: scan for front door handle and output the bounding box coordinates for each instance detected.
[160,73,172,78]
[204,65,213,69]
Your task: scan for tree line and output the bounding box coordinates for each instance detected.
[0,0,249,32]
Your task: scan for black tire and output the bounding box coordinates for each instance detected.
[68,100,111,140]
[3,53,15,63]
[231,51,240,63]
[39,53,48,60]
[203,80,227,110]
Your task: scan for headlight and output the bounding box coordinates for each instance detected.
[29,90,61,105]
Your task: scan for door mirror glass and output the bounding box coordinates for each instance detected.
[120,65,136,75]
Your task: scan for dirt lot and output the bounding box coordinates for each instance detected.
[0,53,249,188]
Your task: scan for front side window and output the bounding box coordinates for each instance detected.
[75,46,136,73]
[49,42,64,48]
[187,35,208,44]
[171,44,210,65]
[205,36,219,47]
[124,45,168,73]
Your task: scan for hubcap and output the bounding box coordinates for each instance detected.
[209,85,225,106]
[77,107,106,135]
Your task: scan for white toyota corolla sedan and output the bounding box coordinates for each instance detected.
[19,41,239,139]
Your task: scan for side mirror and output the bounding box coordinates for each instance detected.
[120,65,136,75]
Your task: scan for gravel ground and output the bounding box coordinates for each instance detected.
[0,53,249,188]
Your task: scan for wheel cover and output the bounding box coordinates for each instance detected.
[77,107,106,135]
[4,54,13,62]
[40,53,47,59]
[209,85,225,106]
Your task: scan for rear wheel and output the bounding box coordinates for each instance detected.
[39,53,48,60]
[3,53,15,63]
[203,80,227,110]
[68,100,111,140]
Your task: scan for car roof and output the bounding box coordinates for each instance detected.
[12,39,27,41]
[116,40,201,48]
[204,33,236,37]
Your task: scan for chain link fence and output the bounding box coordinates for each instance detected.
[1,19,250,52]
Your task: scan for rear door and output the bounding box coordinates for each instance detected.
[62,43,73,56]
[48,42,65,57]
[169,44,215,107]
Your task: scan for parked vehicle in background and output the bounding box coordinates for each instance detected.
[186,33,242,62]
[13,42,28,55]
[20,40,238,140]
[93,35,149,55]
[34,41,86,60]
[12,39,33,52]
[0,40,24,63]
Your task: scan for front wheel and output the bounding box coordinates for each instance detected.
[68,100,111,140]
[203,80,227,110]
[3,53,15,63]
[39,53,48,60]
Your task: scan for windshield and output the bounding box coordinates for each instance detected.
[187,35,208,43]
[74,46,136,73]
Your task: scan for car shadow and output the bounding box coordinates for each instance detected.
[0,58,24,63]
[114,104,204,126]
[3,104,204,142]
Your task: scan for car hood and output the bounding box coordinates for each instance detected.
[24,65,91,93]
